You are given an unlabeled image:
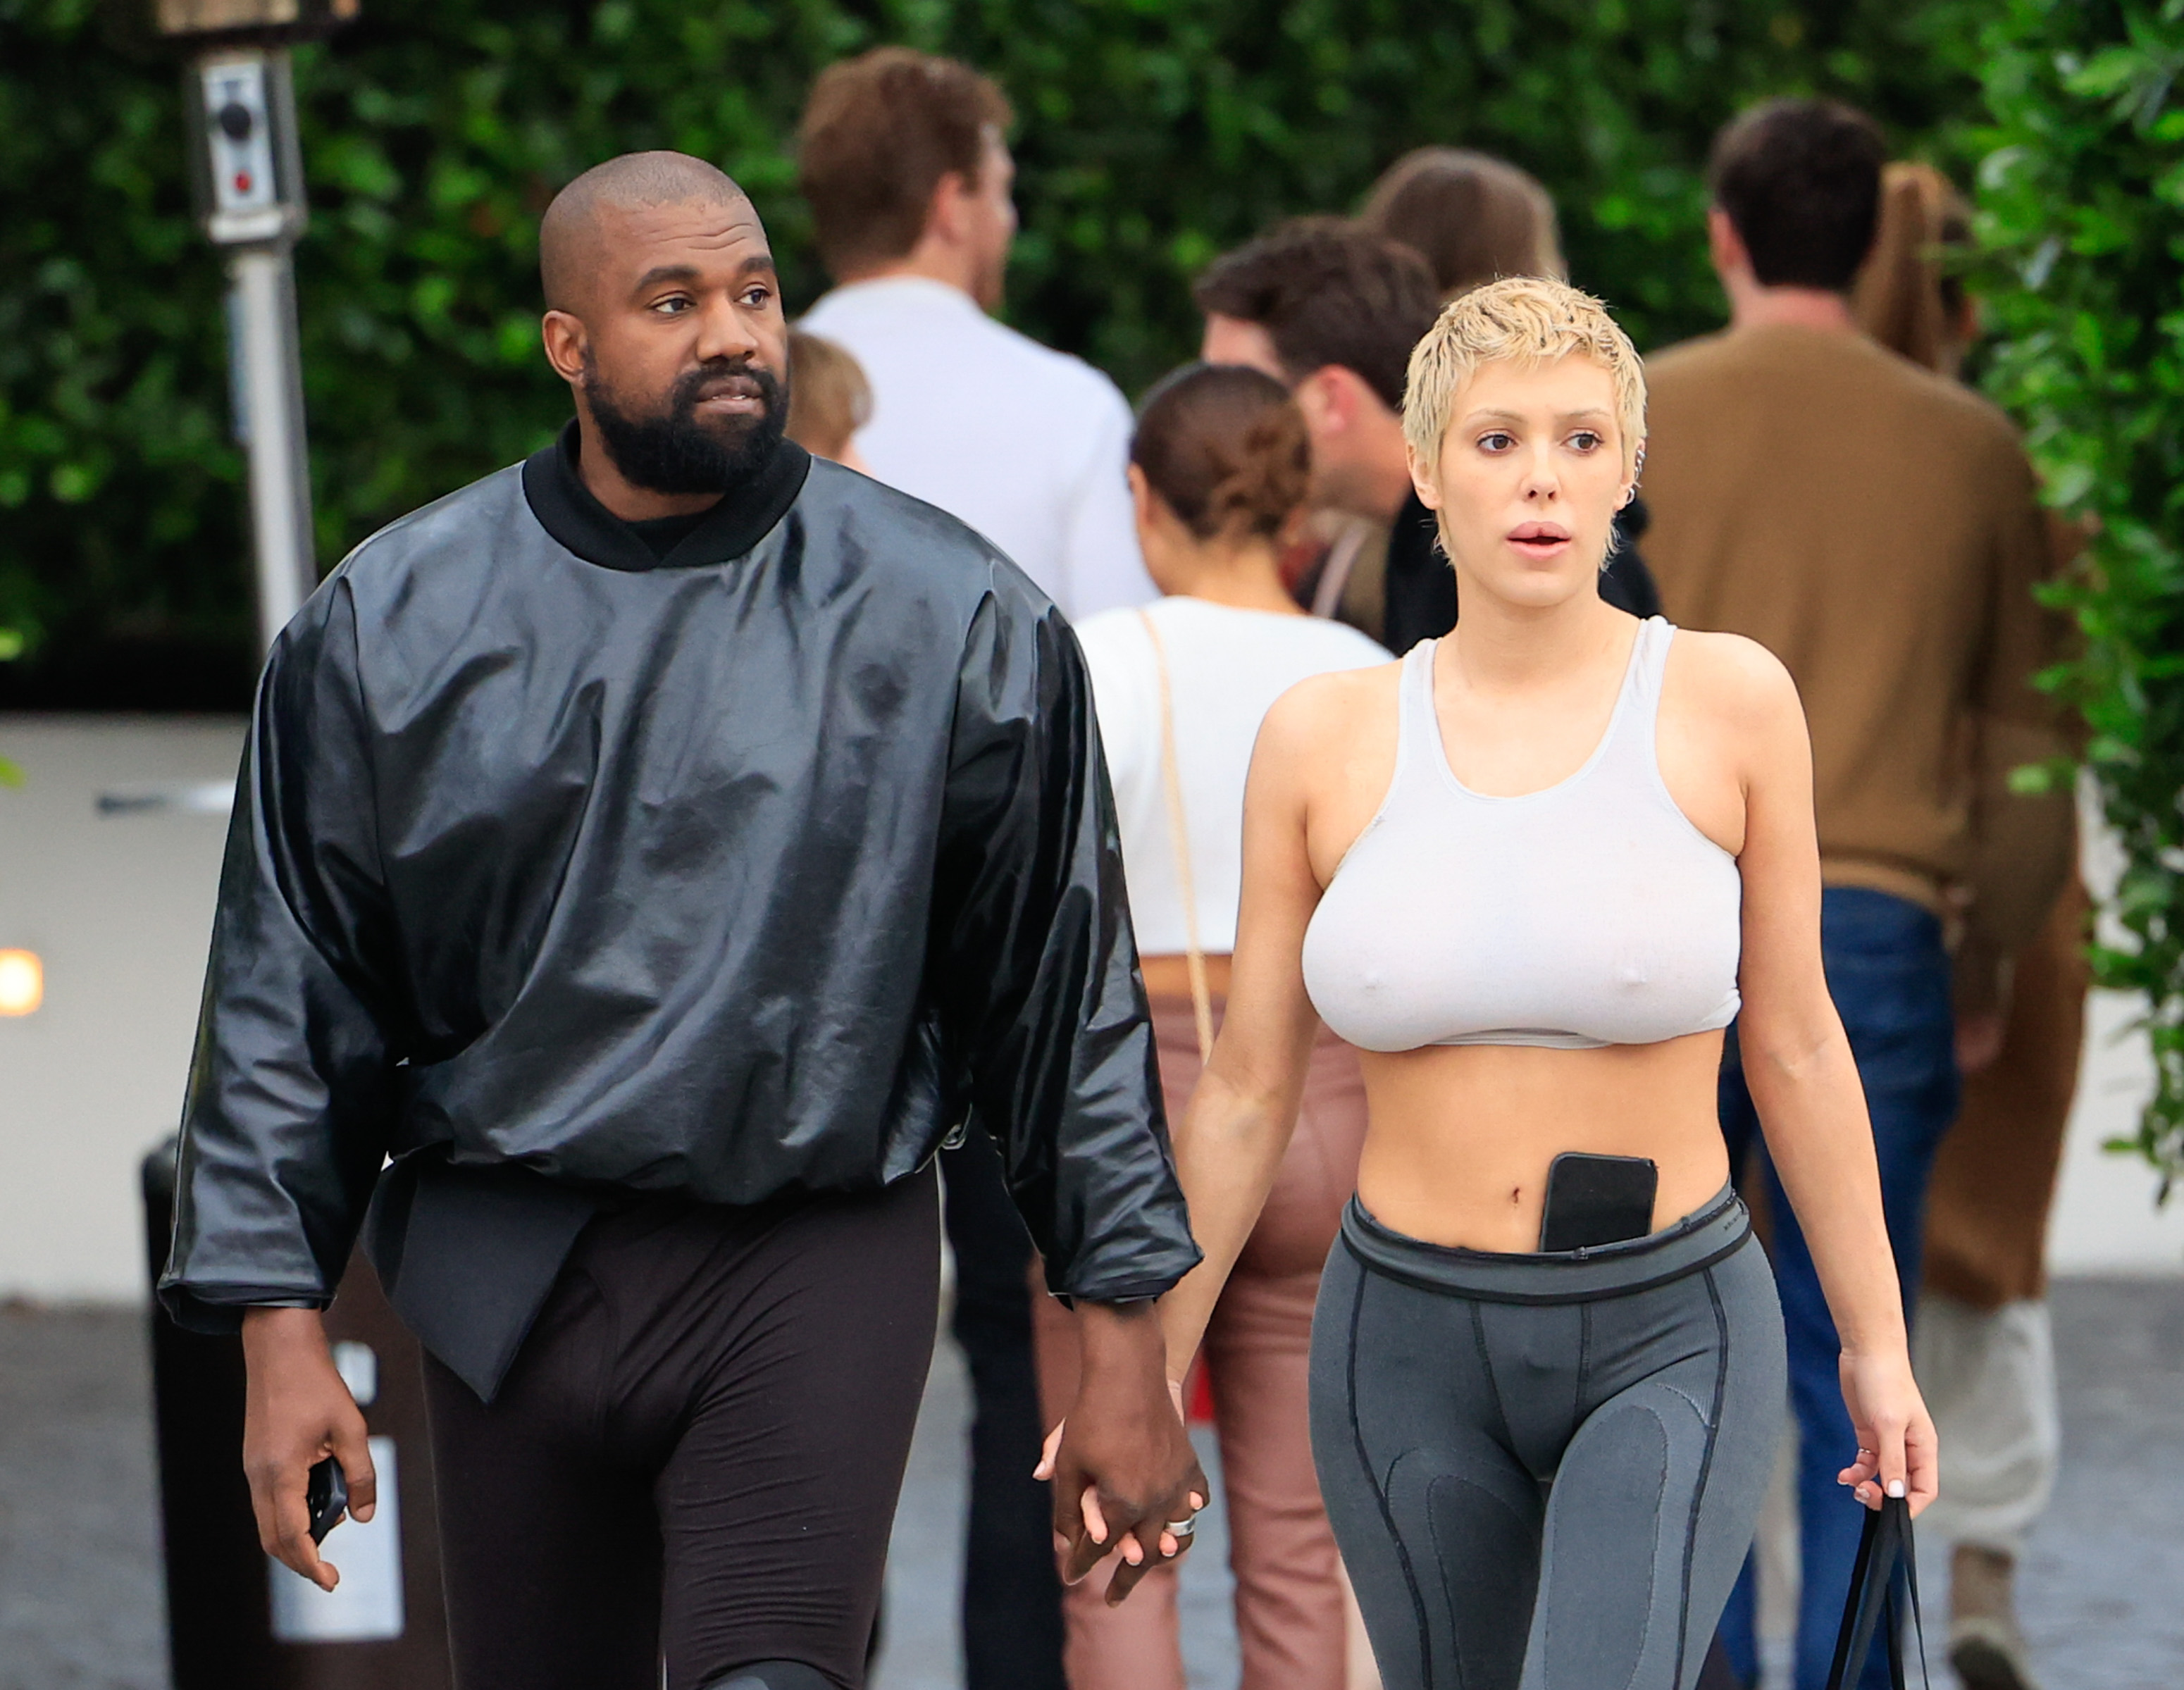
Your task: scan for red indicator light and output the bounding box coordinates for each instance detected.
[235,171,253,193]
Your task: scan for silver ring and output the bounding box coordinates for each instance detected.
[1164,1518,1196,1540]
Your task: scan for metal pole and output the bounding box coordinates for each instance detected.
[227,237,316,652]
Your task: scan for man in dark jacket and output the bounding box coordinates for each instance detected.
[1196,217,1658,650]
[161,151,1203,1690]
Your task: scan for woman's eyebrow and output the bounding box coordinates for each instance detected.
[1458,406,1615,428]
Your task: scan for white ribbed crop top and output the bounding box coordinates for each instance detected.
[1301,618,1742,1052]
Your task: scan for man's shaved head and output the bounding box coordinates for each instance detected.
[540,151,750,313]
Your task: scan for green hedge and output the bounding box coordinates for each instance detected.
[1,0,1982,695]
[1977,0,2184,1191]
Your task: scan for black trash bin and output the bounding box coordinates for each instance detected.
[142,1139,454,1690]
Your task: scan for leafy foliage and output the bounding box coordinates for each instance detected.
[1,0,1984,699]
[1975,0,2184,1191]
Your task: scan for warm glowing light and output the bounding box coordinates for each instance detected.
[0,950,43,1016]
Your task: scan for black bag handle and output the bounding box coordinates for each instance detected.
[1824,1496,1930,1690]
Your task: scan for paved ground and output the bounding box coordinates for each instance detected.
[0,1303,166,1690]
[2,1278,2176,1690]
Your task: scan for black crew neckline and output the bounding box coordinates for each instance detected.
[520,419,811,573]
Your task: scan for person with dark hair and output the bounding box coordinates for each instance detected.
[1196,217,1656,656]
[796,51,1154,1690]
[1358,146,1566,301]
[1858,161,2082,1690]
[160,150,1205,1690]
[1642,101,2064,1690]
[1031,365,1386,1689]
[797,47,1151,619]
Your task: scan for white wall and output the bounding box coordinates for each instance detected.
[2046,783,2184,1272]
[0,716,245,1302]
[0,719,2176,1303]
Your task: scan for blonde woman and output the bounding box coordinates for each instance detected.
[1136,278,1936,1688]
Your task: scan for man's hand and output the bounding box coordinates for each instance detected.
[1039,1301,1206,1607]
[241,1307,376,1591]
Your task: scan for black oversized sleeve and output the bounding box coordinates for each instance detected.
[159,580,404,1332]
[933,576,1201,1303]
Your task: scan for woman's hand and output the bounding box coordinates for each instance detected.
[1837,1348,1938,1516]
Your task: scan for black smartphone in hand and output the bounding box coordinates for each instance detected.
[1539,1152,1658,1252]
[306,1456,349,1544]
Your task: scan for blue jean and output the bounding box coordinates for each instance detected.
[1714,888,1958,1690]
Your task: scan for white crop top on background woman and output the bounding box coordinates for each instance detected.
[1076,597,1389,955]
[1302,617,1742,1052]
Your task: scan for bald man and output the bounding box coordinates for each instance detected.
[161,152,1205,1690]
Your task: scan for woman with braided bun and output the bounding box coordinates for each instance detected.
[1033,363,1388,1690]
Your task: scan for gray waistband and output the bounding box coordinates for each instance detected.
[1340,1183,1751,1305]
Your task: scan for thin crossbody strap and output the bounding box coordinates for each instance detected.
[1138,609,1216,1062]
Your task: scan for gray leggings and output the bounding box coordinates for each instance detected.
[1309,1186,1785,1690]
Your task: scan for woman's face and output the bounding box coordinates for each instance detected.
[1410,353,1632,610]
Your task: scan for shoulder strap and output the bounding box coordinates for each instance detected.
[1137,609,1216,1062]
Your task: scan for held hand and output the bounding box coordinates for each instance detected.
[1038,1306,1207,1606]
[1035,1380,1201,1578]
[241,1307,377,1591]
[1837,1348,1938,1517]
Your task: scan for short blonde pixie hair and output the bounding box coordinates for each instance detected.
[1401,276,1646,477]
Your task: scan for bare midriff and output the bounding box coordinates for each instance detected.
[1351,1028,1732,1253]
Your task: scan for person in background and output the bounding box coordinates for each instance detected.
[794,50,1153,1690]
[783,327,874,473]
[796,46,1155,620]
[1195,219,1434,644]
[1031,365,1386,1690]
[1357,146,1567,300]
[1640,103,2071,1690]
[1358,147,1660,647]
[1195,218,1657,657]
[1854,161,2085,1690]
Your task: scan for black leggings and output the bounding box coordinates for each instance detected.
[423,1164,941,1690]
[1310,1186,1785,1690]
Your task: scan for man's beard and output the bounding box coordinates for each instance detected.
[583,353,789,495]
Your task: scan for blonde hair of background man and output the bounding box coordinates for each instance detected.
[1401,275,1647,478]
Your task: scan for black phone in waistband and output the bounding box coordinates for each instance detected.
[1539,1152,1658,1253]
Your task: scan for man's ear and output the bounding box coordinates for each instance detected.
[1706,206,1749,287]
[1296,365,1363,439]
[923,170,972,250]
[541,309,588,387]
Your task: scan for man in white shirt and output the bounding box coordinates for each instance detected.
[796,47,1154,621]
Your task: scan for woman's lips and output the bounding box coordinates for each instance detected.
[1507,525,1572,558]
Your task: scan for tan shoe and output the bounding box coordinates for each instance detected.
[1949,1545,2038,1690]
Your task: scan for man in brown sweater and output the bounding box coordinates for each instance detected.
[1640,101,2070,1690]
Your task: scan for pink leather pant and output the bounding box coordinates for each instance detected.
[1033,998,1368,1690]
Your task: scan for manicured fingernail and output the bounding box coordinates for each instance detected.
[1887,1480,1905,1499]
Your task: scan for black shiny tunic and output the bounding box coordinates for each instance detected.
[161,426,1198,1395]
